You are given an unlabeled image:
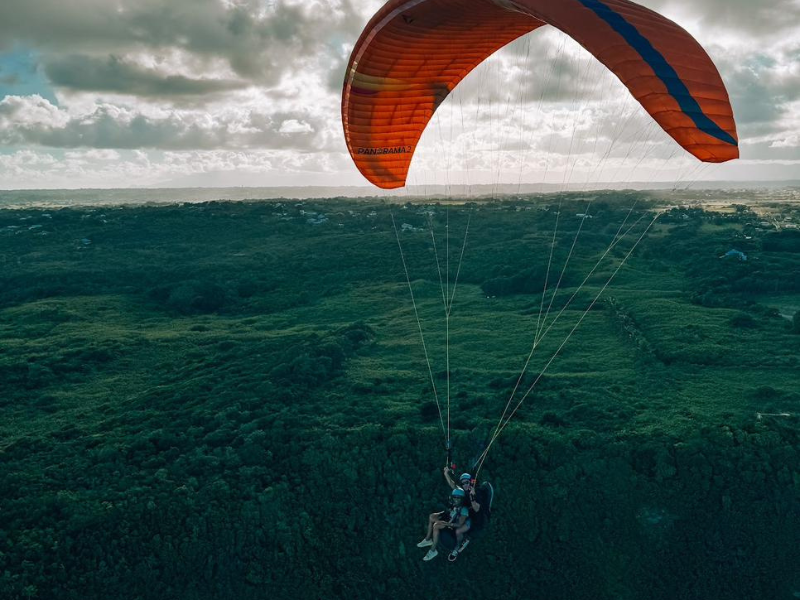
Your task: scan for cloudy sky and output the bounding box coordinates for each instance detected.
[0,0,798,189]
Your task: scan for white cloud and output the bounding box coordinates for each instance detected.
[0,94,334,151]
[278,119,313,134]
[0,0,798,187]
[0,95,69,128]
[64,149,121,161]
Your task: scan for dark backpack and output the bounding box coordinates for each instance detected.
[468,482,493,536]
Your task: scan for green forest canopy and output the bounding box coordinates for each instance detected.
[0,194,798,599]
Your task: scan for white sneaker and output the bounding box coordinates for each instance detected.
[422,548,439,561]
[416,538,433,548]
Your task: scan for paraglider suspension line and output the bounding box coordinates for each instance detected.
[475,211,661,477]
[390,210,447,440]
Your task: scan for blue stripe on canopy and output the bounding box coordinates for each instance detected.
[577,0,737,146]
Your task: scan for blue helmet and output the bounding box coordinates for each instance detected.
[459,473,472,483]
[451,488,466,498]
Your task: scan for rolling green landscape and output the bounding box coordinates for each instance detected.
[0,193,798,600]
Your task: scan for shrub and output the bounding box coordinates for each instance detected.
[419,401,439,421]
[729,312,758,329]
[540,411,567,427]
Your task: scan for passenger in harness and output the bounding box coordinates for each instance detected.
[452,472,481,559]
[418,487,470,561]
[440,472,494,562]
[418,468,483,561]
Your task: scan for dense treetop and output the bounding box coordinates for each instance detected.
[0,194,798,599]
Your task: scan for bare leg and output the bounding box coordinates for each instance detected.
[455,525,470,546]
[425,512,440,540]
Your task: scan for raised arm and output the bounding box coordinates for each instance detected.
[443,466,457,490]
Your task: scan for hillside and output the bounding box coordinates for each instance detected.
[0,195,798,600]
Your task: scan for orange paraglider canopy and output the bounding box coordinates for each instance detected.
[342,0,738,189]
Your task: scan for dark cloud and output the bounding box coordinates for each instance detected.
[43,55,247,97]
[0,0,798,173]
[437,30,639,112]
[741,140,800,161]
[651,0,800,36]
[0,0,367,94]
[715,50,800,130]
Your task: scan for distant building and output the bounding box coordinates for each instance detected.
[721,249,747,261]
